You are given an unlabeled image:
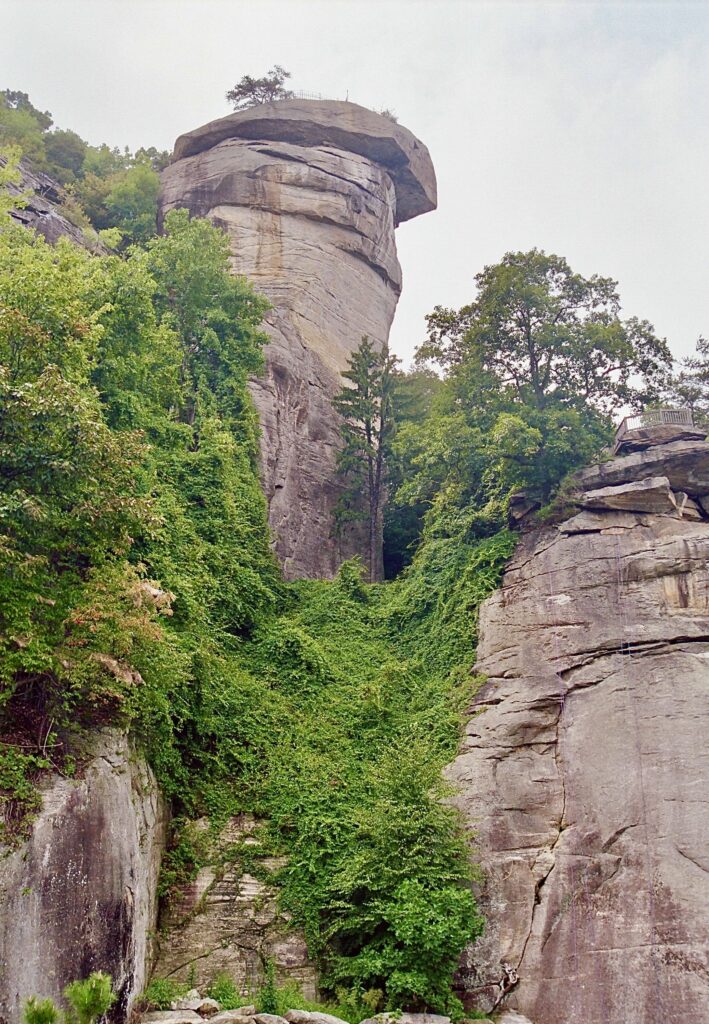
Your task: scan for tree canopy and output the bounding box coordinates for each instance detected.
[226,66,294,110]
[383,250,673,554]
[0,87,167,243]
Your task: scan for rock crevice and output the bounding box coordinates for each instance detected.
[448,440,709,1023]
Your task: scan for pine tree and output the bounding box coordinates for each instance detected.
[333,337,398,581]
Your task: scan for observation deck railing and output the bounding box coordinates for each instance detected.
[615,407,695,442]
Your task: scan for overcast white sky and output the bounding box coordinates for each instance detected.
[3,0,709,366]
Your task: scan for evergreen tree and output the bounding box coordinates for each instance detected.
[333,337,398,581]
[225,66,294,110]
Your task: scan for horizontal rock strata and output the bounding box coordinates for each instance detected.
[152,815,317,999]
[447,442,709,1023]
[160,101,436,578]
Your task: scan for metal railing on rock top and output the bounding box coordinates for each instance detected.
[615,407,695,442]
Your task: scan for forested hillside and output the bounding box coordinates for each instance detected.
[1,93,706,1020]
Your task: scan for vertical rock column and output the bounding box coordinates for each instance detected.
[159,100,436,578]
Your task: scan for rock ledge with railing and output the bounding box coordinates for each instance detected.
[613,406,706,454]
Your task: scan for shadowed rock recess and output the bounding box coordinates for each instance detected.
[159,100,436,578]
[447,440,709,1024]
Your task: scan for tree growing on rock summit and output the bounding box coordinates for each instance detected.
[226,66,294,110]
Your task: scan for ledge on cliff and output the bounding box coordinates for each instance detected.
[170,100,437,223]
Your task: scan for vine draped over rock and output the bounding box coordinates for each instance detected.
[0,178,514,1018]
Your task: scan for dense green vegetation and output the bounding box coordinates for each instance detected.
[383,250,672,568]
[1,127,679,1017]
[0,155,514,1016]
[0,89,165,243]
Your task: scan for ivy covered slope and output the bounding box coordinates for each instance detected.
[0,164,514,1018]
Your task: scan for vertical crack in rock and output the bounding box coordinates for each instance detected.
[446,445,709,1023]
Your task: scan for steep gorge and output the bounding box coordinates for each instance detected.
[2,100,709,1024]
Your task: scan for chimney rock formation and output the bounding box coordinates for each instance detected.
[159,100,436,578]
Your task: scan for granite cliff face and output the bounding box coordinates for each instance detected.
[0,732,166,1024]
[448,440,709,1023]
[159,100,436,578]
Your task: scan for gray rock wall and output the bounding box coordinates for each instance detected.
[4,157,97,249]
[159,100,436,579]
[447,443,709,1023]
[152,815,317,1000]
[0,732,166,1024]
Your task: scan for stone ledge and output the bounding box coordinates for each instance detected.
[171,100,436,222]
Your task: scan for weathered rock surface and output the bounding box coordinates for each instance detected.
[614,422,706,454]
[579,475,678,514]
[172,997,220,1016]
[284,1012,348,1024]
[0,731,166,1024]
[209,1012,256,1024]
[153,815,317,999]
[576,439,709,494]
[3,157,96,248]
[144,1013,204,1024]
[447,447,709,1023]
[160,100,436,579]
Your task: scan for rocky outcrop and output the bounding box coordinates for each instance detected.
[4,158,94,248]
[447,441,709,1023]
[152,815,317,999]
[159,100,436,579]
[0,731,166,1024]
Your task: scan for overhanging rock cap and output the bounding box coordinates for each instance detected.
[171,99,437,223]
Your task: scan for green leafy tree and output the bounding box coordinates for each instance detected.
[334,337,398,581]
[420,249,671,414]
[0,146,26,218]
[226,65,294,109]
[1,91,52,131]
[44,129,87,185]
[383,369,443,576]
[664,335,709,427]
[103,161,160,244]
[404,250,673,539]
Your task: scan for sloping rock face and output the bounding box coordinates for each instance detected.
[447,443,709,1023]
[159,100,436,579]
[153,815,317,999]
[0,731,166,1024]
[4,158,94,248]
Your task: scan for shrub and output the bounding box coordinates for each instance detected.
[142,977,186,1011]
[63,973,116,1024]
[23,997,59,1024]
[206,974,241,1010]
